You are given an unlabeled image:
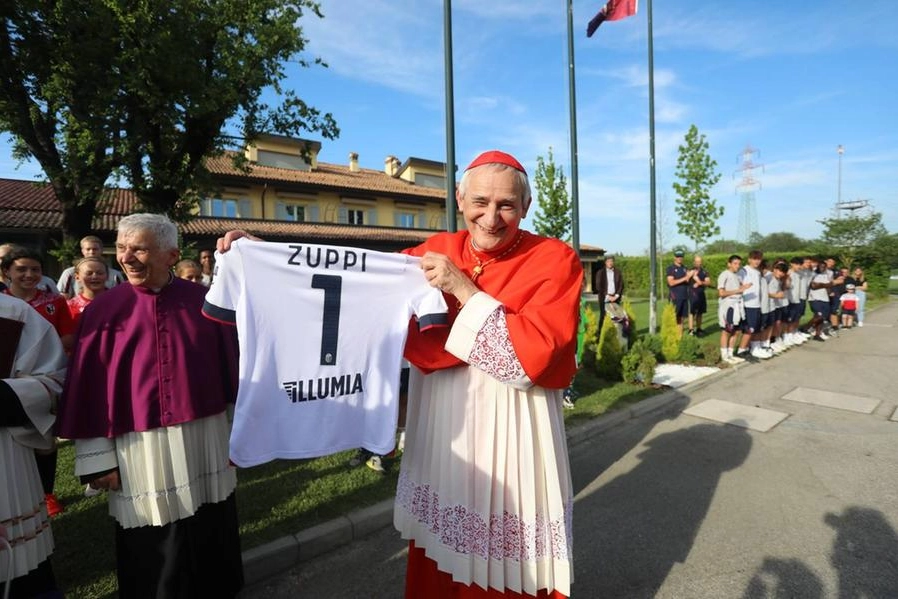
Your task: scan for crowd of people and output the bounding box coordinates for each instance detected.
[665,250,868,365]
[2,149,582,599]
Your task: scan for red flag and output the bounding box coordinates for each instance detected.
[586,0,638,37]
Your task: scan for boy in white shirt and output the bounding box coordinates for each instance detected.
[718,254,752,364]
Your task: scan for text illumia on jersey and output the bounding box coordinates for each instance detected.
[282,373,364,403]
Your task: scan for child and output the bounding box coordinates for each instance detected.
[67,257,109,326]
[175,259,205,284]
[839,284,859,328]
[718,254,752,364]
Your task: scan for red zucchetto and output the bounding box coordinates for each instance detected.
[464,150,527,175]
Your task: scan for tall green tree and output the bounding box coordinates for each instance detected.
[672,124,723,251]
[531,147,571,241]
[0,0,338,255]
[815,211,888,268]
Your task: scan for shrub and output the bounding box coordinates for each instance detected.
[595,314,623,381]
[580,305,600,369]
[622,297,638,346]
[622,339,658,385]
[676,333,702,362]
[641,334,663,362]
[660,303,681,362]
[699,340,720,366]
[638,346,658,385]
[621,345,641,384]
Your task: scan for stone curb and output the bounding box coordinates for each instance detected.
[240,365,736,586]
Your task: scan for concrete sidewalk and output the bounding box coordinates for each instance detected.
[240,299,897,596]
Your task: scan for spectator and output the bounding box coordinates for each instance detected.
[0,243,59,295]
[688,255,711,336]
[593,254,623,331]
[737,250,771,360]
[199,249,215,287]
[666,250,695,335]
[66,257,109,327]
[824,257,845,334]
[58,213,243,598]
[56,235,124,298]
[839,284,859,328]
[0,293,66,596]
[175,259,205,284]
[807,258,834,341]
[849,267,868,326]
[717,254,751,364]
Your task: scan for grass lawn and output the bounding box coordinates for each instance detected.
[49,368,661,598]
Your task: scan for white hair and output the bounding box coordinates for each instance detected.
[458,163,532,207]
[117,213,179,250]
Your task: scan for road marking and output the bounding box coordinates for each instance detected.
[684,399,790,432]
[781,387,881,414]
[891,407,898,422]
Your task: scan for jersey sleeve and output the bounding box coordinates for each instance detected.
[406,259,449,331]
[201,242,244,325]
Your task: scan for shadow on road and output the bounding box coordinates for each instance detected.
[826,506,898,598]
[740,506,898,598]
[571,419,753,597]
[742,557,824,598]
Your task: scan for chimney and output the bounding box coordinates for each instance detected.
[349,152,359,173]
[384,155,399,177]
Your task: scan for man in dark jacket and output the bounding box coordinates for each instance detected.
[594,254,624,331]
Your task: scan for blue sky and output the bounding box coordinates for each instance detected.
[2,0,896,255]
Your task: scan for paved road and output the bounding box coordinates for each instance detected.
[243,301,898,598]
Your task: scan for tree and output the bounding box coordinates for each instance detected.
[0,0,338,253]
[816,212,887,267]
[531,147,571,241]
[703,238,746,255]
[672,124,723,251]
[756,231,808,252]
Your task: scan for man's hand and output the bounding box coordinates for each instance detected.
[216,230,262,253]
[89,470,121,492]
[420,252,480,307]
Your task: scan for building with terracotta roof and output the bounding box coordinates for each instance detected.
[1,134,603,278]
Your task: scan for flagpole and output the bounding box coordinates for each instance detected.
[443,0,457,232]
[646,0,658,334]
[566,0,581,255]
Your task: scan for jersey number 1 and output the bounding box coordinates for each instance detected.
[311,274,342,365]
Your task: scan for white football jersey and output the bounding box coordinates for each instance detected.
[203,239,447,466]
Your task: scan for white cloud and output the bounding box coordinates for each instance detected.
[303,2,444,99]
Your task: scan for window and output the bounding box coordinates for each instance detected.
[414,172,445,189]
[348,209,364,225]
[256,150,311,171]
[200,198,252,219]
[275,201,319,222]
[338,205,376,226]
[395,212,417,228]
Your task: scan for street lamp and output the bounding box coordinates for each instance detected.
[837,144,844,205]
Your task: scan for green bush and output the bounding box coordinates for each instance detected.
[595,314,623,381]
[676,333,702,362]
[638,349,658,385]
[621,338,658,385]
[660,303,681,362]
[581,305,599,369]
[622,297,638,345]
[699,339,721,366]
[640,334,663,362]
